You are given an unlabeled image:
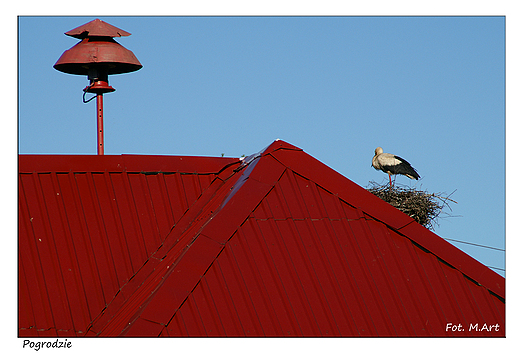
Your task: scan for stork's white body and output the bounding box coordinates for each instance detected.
[372,147,420,185]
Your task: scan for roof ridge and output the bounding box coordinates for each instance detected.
[267,142,505,299]
[103,139,504,335]
[91,148,287,335]
[87,164,240,335]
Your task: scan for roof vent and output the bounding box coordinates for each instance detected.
[54,19,142,155]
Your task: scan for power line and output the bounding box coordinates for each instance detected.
[442,237,505,273]
[442,238,504,252]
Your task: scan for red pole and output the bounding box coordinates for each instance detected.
[97,93,104,155]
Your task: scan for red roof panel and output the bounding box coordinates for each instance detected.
[18,141,505,337]
[18,154,240,337]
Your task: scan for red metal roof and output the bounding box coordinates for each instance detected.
[18,140,505,337]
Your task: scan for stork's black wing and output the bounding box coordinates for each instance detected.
[391,155,420,179]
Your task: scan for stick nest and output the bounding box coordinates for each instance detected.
[366,181,457,231]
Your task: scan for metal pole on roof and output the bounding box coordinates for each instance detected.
[97,94,104,155]
[53,19,142,155]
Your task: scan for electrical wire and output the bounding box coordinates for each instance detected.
[442,237,504,252]
[83,84,96,103]
[442,237,505,273]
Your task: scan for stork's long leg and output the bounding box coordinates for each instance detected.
[388,172,392,187]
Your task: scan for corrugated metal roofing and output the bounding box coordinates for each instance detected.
[18,141,505,337]
[18,154,240,336]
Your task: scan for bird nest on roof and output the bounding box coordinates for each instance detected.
[366,181,457,231]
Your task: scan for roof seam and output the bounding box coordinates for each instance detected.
[364,219,418,335]
[291,203,347,333]
[357,212,400,335]
[34,172,62,333]
[267,172,330,335]
[248,217,305,335]
[410,244,450,327]
[343,208,388,335]
[336,200,380,334]
[213,257,247,335]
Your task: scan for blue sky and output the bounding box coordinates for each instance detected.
[18,16,505,277]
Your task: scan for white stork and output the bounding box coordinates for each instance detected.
[372,147,420,186]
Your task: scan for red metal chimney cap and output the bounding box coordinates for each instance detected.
[65,18,132,39]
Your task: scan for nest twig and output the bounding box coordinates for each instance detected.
[366,181,457,231]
